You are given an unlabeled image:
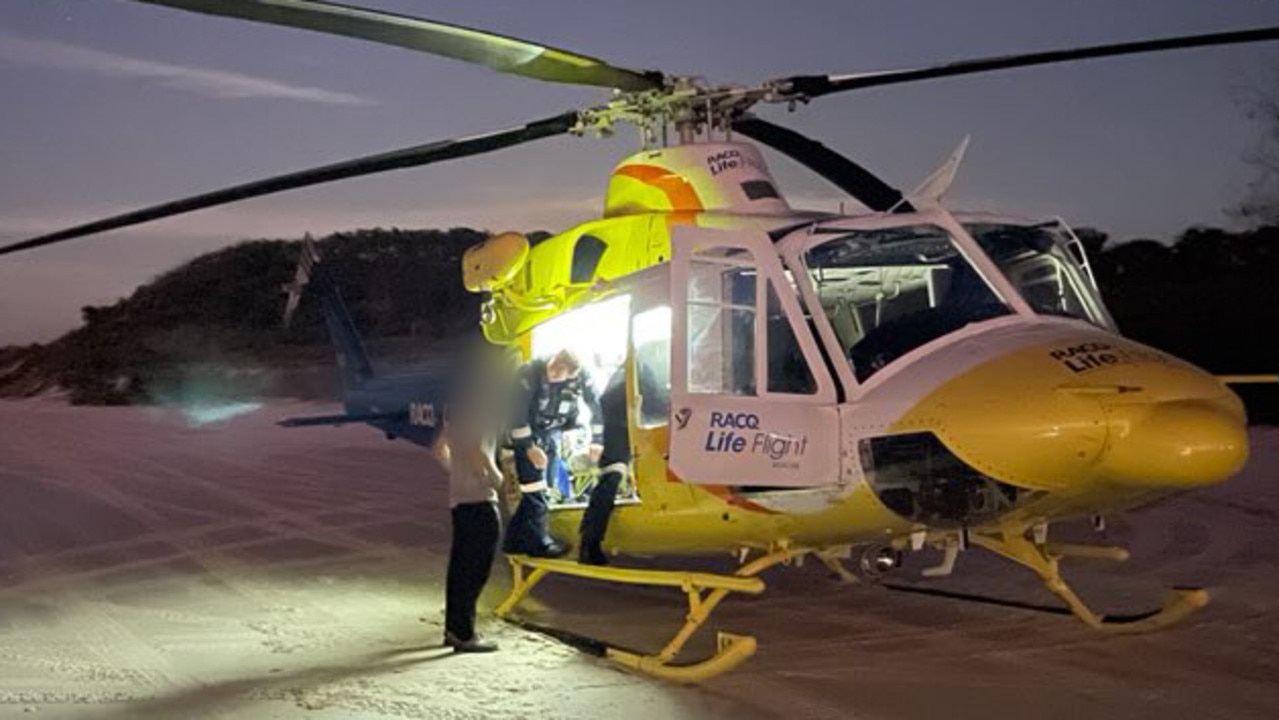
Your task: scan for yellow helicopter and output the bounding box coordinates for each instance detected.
[4,0,1279,684]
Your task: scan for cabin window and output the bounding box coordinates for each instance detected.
[632,305,672,427]
[570,234,608,284]
[684,246,820,397]
[686,249,757,395]
[766,282,817,394]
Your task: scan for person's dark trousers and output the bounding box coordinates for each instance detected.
[580,411,631,564]
[446,501,500,642]
[579,468,623,564]
[511,431,559,489]
[504,487,553,554]
[504,432,562,555]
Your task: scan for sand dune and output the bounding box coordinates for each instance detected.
[1,399,1276,719]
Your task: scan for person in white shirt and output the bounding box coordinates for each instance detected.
[434,340,510,653]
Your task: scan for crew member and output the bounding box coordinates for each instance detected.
[578,362,666,565]
[435,339,508,653]
[578,365,629,565]
[504,349,600,557]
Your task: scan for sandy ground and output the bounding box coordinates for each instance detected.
[0,399,1276,719]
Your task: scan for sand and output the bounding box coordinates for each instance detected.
[1,399,1276,719]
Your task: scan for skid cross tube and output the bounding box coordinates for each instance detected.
[496,548,807,682]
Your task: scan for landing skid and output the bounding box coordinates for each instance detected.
[882,582,1208,630]
[859,522,1211,634]
[495,549,804,683]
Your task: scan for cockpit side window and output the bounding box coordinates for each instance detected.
[804,226,1012,381]
[964,223,1110,327]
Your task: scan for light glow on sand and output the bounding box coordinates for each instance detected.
[180,401,263,426]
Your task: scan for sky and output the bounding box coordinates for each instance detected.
[3,0,1279,346]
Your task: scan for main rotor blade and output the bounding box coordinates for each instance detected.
[781,26,1279,99]
[0,112,579,257]
[135,0,662,91]
[732,116,913,213]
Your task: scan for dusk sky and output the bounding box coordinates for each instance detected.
[3,0,1279,346]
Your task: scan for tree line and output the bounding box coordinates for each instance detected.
[1082,225,1279,423]
[0,228,486,404]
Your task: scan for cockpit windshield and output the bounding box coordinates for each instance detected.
[963,221,1112,328]
[803,225,1011,381]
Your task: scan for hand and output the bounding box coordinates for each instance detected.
[483,458,505,487]
[588,443,604,462]
[527,445,548,469]
[431,434,451,468]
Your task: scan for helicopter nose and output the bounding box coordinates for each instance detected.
[1099,398,1248,488]
[889,332,1249,495]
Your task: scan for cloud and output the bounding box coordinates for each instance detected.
[0,32,372,105]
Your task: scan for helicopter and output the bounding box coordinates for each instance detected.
[4,0,1279,684]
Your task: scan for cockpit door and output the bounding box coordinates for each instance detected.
[668,226,840,487]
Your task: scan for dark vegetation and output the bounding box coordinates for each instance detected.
[1081,226,1279,424]
[0,228,485,405]
[0,224,1275,422]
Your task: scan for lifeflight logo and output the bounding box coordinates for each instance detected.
[703,411,808,464]
[704,148,765,177]
[1049,341,1173,374]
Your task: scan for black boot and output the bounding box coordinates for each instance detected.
[504,489,566,558]
[445,630,499,653]
[578,541,609,566]
[578,470,622,565]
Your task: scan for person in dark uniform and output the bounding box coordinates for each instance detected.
[578,365,629,565]
[578,362,668,565]
[504,349,601,558]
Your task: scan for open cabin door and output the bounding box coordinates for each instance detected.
[669,226,840,487]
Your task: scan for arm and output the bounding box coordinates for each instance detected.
[474,432,505,489]
[508,362,539,449]
[509,362,551,468]
[479,448,504,488]
[580,370,604,439]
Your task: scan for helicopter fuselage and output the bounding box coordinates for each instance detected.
[466,142,1248,557]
